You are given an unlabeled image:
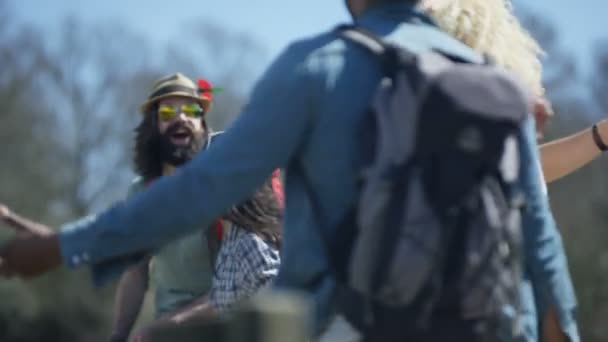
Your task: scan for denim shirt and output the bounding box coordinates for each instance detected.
[58,3,576,339]
[517,120,579,341]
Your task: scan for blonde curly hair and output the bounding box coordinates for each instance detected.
[421,0,545,96]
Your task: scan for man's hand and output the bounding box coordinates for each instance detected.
[132,318,177,342]
[130,299,216,342]
[0,204,59,276]
[0,202,53,236]
[167,300,216,324]
[0,233,63,278]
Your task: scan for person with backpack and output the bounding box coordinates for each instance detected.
[0,1,564,340]
[423,0,608,185]
[422,1,580,341]
[107,72,221,342]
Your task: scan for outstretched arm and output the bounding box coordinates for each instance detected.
[54,42,315,281]
[0,39,314,283]
[539,119,608,183]
[109,259,150,342]
[0,204,62,278]
[0,204,53,236]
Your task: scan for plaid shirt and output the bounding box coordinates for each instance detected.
[208,225,280,312]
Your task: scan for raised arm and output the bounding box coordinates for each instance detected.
[109,259,150,342]
[0,204,53,236]
[539,119,608,183]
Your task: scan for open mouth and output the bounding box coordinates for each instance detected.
[169,128,193,146]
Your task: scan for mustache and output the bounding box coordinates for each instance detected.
[164,121,195,136]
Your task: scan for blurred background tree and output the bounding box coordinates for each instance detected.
[0,0,264,340]
[1,0,608,340]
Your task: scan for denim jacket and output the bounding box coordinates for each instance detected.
[59,3,577,339]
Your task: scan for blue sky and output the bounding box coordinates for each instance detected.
[8,0,607,77]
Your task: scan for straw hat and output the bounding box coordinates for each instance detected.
[140,72,214,114]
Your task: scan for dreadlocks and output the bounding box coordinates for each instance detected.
[223,174,283,248]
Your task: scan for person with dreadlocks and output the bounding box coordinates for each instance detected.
[421,1,580,341]
[0,73,283,342]
[107,72,220,342]
[109,73,283,342]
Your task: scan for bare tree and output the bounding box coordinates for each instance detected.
[0,7,64,221]
[37,18,157,216]
[1,11,268,341]
[162,20,269,130]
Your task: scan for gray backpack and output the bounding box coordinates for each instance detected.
[315,26,530,340]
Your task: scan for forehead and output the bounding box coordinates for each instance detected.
[158,96,198,107]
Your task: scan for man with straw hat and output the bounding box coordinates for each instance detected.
[108,72,220,342]
[0,72,284,342]
[0,72,221,341]
[111,73,283,342]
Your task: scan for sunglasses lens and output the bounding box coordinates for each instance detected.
[158,106,177,121]
[182,104,203,117]
[157,103,203,121]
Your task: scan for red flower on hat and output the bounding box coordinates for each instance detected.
[197,79,215,101]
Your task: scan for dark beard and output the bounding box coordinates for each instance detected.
[158,122,206,167]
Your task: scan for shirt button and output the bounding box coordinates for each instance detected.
[71,255,80,265]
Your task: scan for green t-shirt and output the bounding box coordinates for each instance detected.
[127,178,214,317]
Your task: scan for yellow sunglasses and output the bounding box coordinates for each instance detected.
[157,103,204,121]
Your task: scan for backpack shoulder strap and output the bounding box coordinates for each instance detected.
[336,24,415,76]
[336,24,387,56]
[338,24,485,69]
